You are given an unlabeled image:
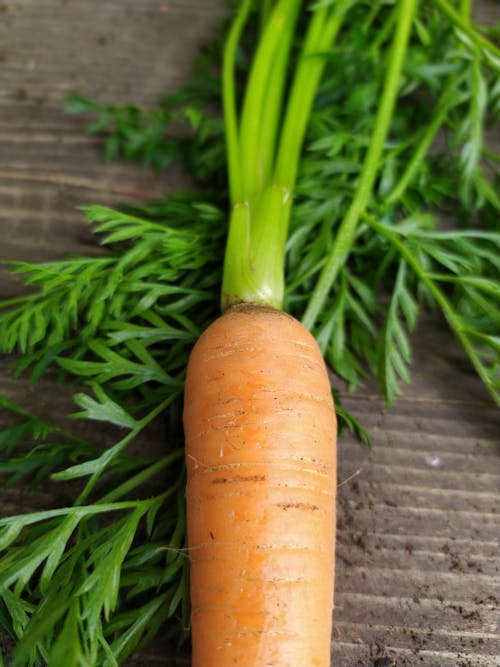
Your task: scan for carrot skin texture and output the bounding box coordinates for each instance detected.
[183,304,337,667]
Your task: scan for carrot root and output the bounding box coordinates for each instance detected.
[184,304,337,667]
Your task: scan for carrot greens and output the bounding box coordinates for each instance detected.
[0,0,499,664]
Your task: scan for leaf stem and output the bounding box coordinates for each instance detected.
[221,2,349,311]
[260,0,273,34]
[385,76,459,206]
[302,0,417,329]
[248,1,300,199]
[222,0,253,202]
[460,0,472,21]
[363,212,500,406]
[97,450,183,504]
[74,394,177,505]
[238,0,301,203]
[0,501,151,529]
[275,2,352,190]
[273,6,327,187]
[435,0,500,59]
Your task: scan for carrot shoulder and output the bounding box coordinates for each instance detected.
[184,304,337,667]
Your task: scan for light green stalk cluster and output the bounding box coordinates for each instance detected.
[221,0,357,311]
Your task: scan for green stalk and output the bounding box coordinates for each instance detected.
[385,76,459,206]
[363,212,500,406]
[274,2,351,190]
[260,0,274,34]
[221,3,350,311]
[249,2,300,197]
[302,0,417,330]
[460,0,472,21]
[222,0,253,202]
[388,0,484,209]
[238,0,301,204]
[74,394,177,505]
[435,0,500,59]
[221,187,290,311]
[97,450,183,504]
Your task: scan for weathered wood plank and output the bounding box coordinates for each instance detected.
[1,1,499,667]
[0,0,226,106]
[0,0,226,295]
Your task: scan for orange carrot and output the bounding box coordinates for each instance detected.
[184,304,337,667]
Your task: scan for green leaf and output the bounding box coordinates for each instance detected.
[334,400,372,448]
[72,387,138,429]
[39,515,81,595]
[11,587,72,667]
[0,516,78,593]
[1,590,34,638]
[46,601,82,667]
[427,273,500,297]
[51,435,132,482]
[0,522,25,551]
[104,596,166,666]
[77,507,144,621]
[378,260,416,405]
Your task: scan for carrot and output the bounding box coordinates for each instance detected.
[184,304,337,666]
[180,3,349,662]
[183,1,416,664]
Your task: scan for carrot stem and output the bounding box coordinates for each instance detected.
[221,2,351,311]
[302,0,417,330]
[238,0,301,204]
[385,76,459,206]
[259,0,273,34]
[222,0,253,202]
[460,0,472,21]
[274,2,351,190]
[435,0,500,59]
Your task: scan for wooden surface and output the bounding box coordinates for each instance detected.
[1,2,499,667]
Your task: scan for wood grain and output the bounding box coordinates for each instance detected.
[0,0,226,295]
[1,1,499,666]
